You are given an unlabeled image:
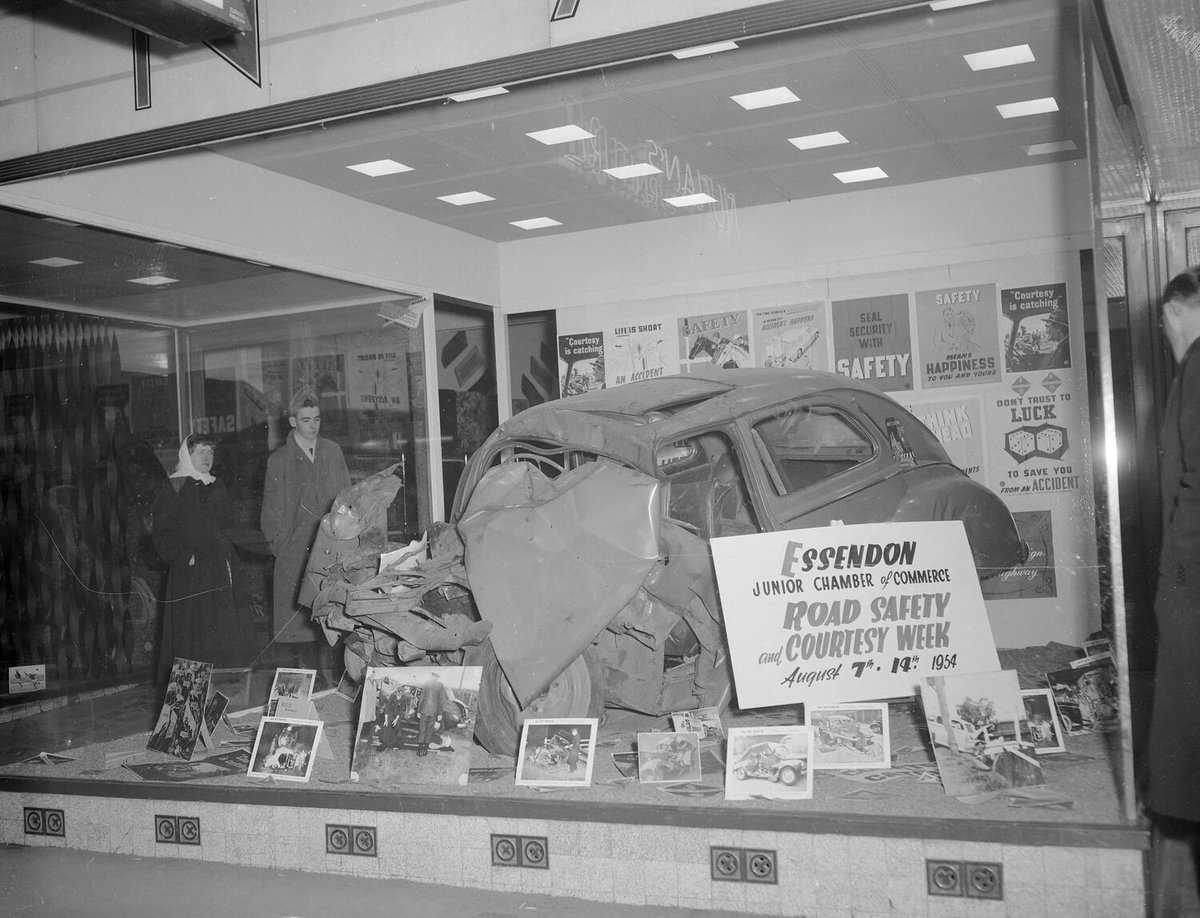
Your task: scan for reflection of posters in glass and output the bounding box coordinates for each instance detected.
[982,510,1057,600]
[752,303,827,371]
[261,357,288,415]
[558,332,605,397]
[604,320,678,387]
[1002,283,1070,372]
[129,375,179,448]
[905,397,985,481]
[347,347,408,412]
[832,294,913,391]
[916,284,1000,388]
[678,311,750,371]
[292,354,345,403]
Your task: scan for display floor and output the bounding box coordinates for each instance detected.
[0,648,1151,917]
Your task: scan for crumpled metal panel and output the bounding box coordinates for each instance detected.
[458,459,661,707]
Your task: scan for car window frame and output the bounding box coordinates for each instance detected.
[734,394,887,527]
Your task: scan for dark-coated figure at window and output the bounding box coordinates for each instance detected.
[152,435,260,680]
[1150,265,1200,917]
[260,393,351,666]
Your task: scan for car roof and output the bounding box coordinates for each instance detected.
[491,368,889,471]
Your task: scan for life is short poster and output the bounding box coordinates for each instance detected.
[710,521,999,709]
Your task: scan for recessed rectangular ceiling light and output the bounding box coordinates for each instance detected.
[347,159,414,177]
[29,257,82,268]
[996,97,1058,118]
[526,124,594,145]
[834,167,888,184]
[731,86,799,110]
[664,193,717,207]
[1025,140,1077,156]
[437,191,495,206]
[964,44,1035,70]
[672,41,738,59]
[929,0,992,9]
[127,275,179,286]
[789,131,849,151]
[511,217,562,230]
[448,85,508,102]
[603,163,662,179]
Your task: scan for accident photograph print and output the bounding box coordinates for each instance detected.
[516,718,598,787]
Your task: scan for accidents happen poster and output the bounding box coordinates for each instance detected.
[710,521,999,709]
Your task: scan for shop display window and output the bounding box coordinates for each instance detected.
[0,0,1157,876]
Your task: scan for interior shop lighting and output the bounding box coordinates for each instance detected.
[437,191,495,205]
[834,166,888,184]
[527,124,594,145]
[127,274,179,286]
[347,159,414,176]
[448,85,509,102]
[603,162,662,179]
[996,97,1058,118]
[789,130,849,151]
[29,257,82,267]
[964,44,1034,70]
[731,86,799,110]
[672,41,739,59]
[510,217,562,229]
[664,192,718,207]
[1025,140,1077,156]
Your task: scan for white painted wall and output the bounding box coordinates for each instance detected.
[497,163,1094,312]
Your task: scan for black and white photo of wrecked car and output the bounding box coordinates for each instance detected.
[731,740,807,786]
[316,368,1026,755]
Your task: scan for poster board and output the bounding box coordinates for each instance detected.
[710,520,999,709]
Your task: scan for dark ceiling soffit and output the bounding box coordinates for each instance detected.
[0,0,923,185]
[1086,0,1155,203]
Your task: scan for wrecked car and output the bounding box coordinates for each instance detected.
[732,740,807,786]
[316,368,1025,756]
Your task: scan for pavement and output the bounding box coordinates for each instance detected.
[0,846,764,918]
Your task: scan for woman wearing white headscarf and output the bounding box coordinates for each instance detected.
[152,435,259,680]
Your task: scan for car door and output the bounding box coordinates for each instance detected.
[733,393,902,531]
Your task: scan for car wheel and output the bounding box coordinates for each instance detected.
[779,765,799,786]
[470,640,604,756]
[734,767,747,781]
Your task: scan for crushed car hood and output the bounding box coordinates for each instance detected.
[458,459,662,706]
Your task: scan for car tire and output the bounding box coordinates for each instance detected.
[734,766,747,781]
[778,765,799,786]
[470,640,605,756]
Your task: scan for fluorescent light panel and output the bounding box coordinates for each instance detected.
[672,41,738,59]
[996,97,1058,118]
[527,124,594,145]
[834,167,888,184]
[964,44,1034,70]
[448,85,508,102]
[1025,140,1077,156]
[437,191,495,206]
[664,193,717,207]
[731,86,799,110]
[347,159,413,176]
[604,163,662,179]
[29,257,82,268]
[930,0,993,9]
[127,275,179,286]
[789,131,849,151]
[510,217,562,230]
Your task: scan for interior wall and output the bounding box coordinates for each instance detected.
[494,161,1100,650]
[0,149,502,308]
[497,163,1093,309]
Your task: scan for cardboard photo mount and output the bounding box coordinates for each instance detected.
[515,718,598,788]
[247,717,323,783]
[808,702,891,770]
[725,725,814,801]
[636,732,702,784]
